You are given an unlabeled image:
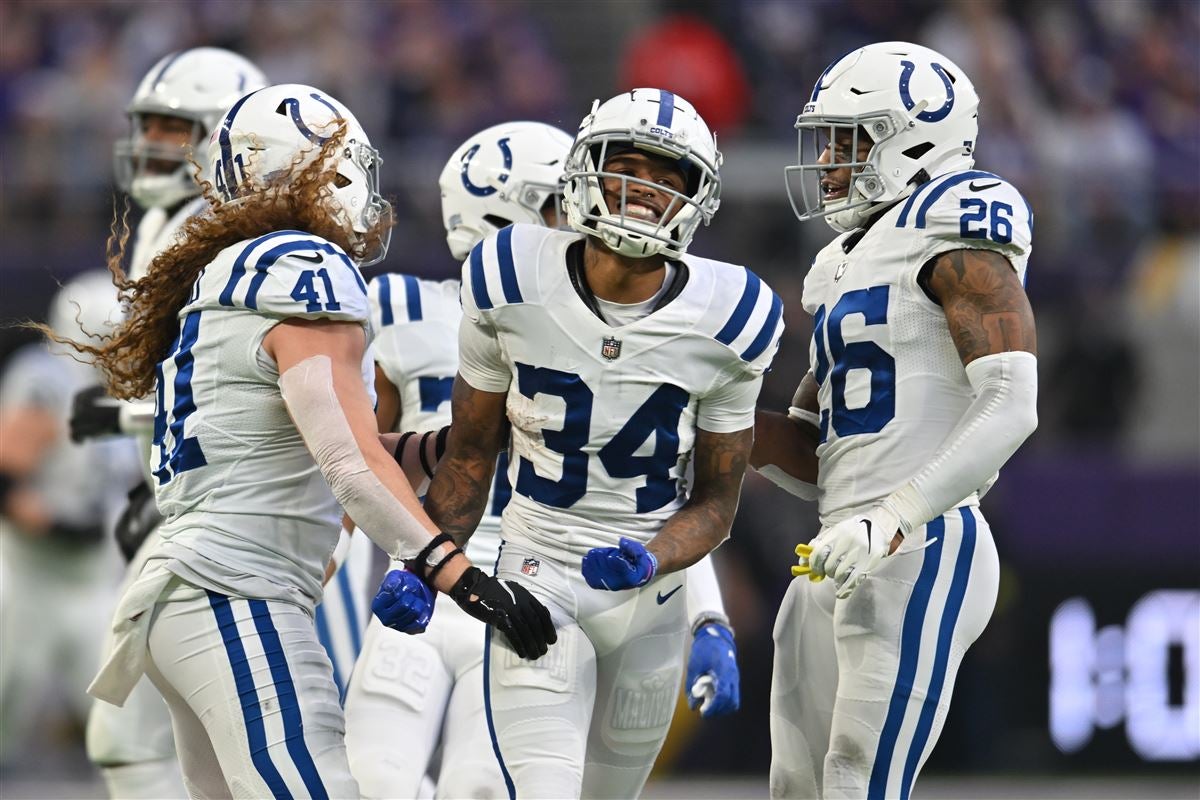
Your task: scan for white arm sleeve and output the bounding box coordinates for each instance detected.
[884,351,1038,533]
[279,355,434,561]
[684,554,730,633]
[754,406,820,500]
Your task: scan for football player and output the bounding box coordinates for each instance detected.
[344,119,742,798]
[78,84,554,797]
[758,42,1038,799]
[423,89,781,798]
[0,273,142,767]
[72,47,267,800]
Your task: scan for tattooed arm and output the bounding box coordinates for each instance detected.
[751,371,820,485]
[423,374,509,546]
[646,426,754,575]
[920,248,1037,363]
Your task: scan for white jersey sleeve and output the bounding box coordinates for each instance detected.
[457,240,514,393]
[697,266,783,433]
[896,170,1033,285]
[211,233,371,325]
[368,274,462,430]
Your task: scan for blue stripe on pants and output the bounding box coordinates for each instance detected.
[248,599,330,800]
[867,514,946,800]
[899,507,978,800]
[313,604,345,702]
[206,592,292,799]
[483,624,517,800]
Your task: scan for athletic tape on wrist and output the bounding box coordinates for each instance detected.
[406,532,455,583]
[424,546,464,587]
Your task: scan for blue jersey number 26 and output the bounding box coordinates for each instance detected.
[812,286,896,441]
[513,363,689,513]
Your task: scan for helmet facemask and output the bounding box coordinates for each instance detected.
[785,112,904,233]
[114,111,208,210]
[565,130,720,260]
[332,138,393,267]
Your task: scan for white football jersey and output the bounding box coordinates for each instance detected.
[459,224,783,561]
[129,197,206,281]
[367,273,506,569]
[152,230,375,609]
[802,169,1033,525]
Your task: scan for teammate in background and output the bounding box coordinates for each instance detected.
[0,274,142,767]
[760,42,1038,799]
[424,89,779,799]
[67,84,553,797]
[344,119,742,798]
[69,47,267,800]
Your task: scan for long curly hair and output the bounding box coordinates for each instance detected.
[42,128,389,399]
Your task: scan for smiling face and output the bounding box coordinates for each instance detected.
[817,125,874,203]
[599,149,689,227]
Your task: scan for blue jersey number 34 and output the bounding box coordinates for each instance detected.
[513,363,690,513]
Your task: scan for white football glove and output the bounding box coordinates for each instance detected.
[802,505,902,599]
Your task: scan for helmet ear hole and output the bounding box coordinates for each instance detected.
[333,172,352,188]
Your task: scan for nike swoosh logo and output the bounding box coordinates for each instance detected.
[862,519,872,552]
[292,252,324,263]
[656,585,683,605]
[969,181,1001,192]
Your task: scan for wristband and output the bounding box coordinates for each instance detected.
[424,545,463,586]
[418,430,436,479]
[435,425,449,460]
[0,471,16,509]
[691,613,733,638]
[405,532,455,583]
[393,431,417,469]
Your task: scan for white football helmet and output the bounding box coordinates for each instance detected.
[439,121,573,260]
[785,42,979,232]
[114,48,267,210]
[563,88,722,259]
[207,84,392,266]
[48,271,122,349]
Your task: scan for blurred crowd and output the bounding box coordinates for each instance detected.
[3,0,1197,451]
[1,0,1197,781]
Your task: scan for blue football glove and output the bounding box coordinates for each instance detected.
[582,537,658,591]
[686,623,740,718]
[371,569,435,634]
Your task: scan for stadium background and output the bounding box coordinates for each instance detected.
[1,0,1196,797]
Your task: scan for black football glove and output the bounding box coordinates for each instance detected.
[70,385,123,443]
[449,566,557,660]
[114,482,163,562]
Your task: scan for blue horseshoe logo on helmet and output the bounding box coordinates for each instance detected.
[281,93,344,145]
[460,137,513,197]
[898,60,955,122]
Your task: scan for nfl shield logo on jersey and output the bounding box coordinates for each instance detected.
[521,557,540,576]
[601,336,622,361]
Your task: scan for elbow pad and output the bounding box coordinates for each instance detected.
[887,351,1038,532]
[279,356,433,561]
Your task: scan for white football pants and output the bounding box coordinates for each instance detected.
[145,577,358,800]
[87,527,188,798]
[486,541,689,800]
[343,579,501,799]
[769,505,999,800]
[314,531,376,703]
